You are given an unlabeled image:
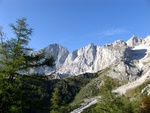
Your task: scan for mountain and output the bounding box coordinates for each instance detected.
[114,35,150,94]
[6,35,150,112]
[126,35,145,48]
[28,44,69,75]
[30,35,150,82]
[59,41,130,75]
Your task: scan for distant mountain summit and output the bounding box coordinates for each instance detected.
[44,43,69,69]
[126,35,145,48]
[30,35,150,82]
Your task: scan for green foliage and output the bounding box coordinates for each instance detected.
[83,95,141,113]
[0,75,50,113]
[0,18,148,113]
[126,80,150,97]
[50,87,60,109]
[136,80,150,95]
[99,76,120,92]
[0,18,32,82]
[0,18,54,112]
[82,76,141,113]
[0,80,21,112]
[48,73,98,112]
[0,18,54,82]
[0,18,99,113]
[72,75,121,107]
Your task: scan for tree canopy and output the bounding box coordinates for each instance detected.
[0,18,54,82]
[0,18,55,112]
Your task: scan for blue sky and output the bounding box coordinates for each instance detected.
[0,0,150,52]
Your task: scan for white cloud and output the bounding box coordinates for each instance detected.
[101,28,128,36]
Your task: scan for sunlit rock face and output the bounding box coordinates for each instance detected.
[30,35,150,81]
[59,40,131,76]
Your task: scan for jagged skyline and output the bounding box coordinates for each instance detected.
[0,0,150,52]
[28,35,149,79]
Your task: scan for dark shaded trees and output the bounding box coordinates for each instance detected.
[50,87,60,110]
[0,18,54,112]
[82,76,141,113]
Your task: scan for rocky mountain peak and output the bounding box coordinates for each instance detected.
[113,40,126,46]
[30,35,150,82]
[126,35,144,48]
[144,35,150,42]
[44,43,69,69]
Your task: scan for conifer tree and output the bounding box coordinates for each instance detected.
[51,87,60,110]
[0,18,54,82]
[0,18,54,112]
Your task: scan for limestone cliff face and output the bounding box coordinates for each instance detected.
[28,44,69,74]
[59,40,131,76]
[30,35,150,82]
[126,35,145,48]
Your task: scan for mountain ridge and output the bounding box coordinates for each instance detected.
[30,35,150,82]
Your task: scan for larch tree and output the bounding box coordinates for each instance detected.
[0,18,54,82]
[0,18,55,112]
[0,18,54,113]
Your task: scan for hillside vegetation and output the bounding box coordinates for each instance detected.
[0,18,150,113]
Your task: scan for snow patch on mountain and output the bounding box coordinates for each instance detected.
[113,35,150,94]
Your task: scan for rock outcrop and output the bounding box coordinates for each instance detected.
[30,35,150,82]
